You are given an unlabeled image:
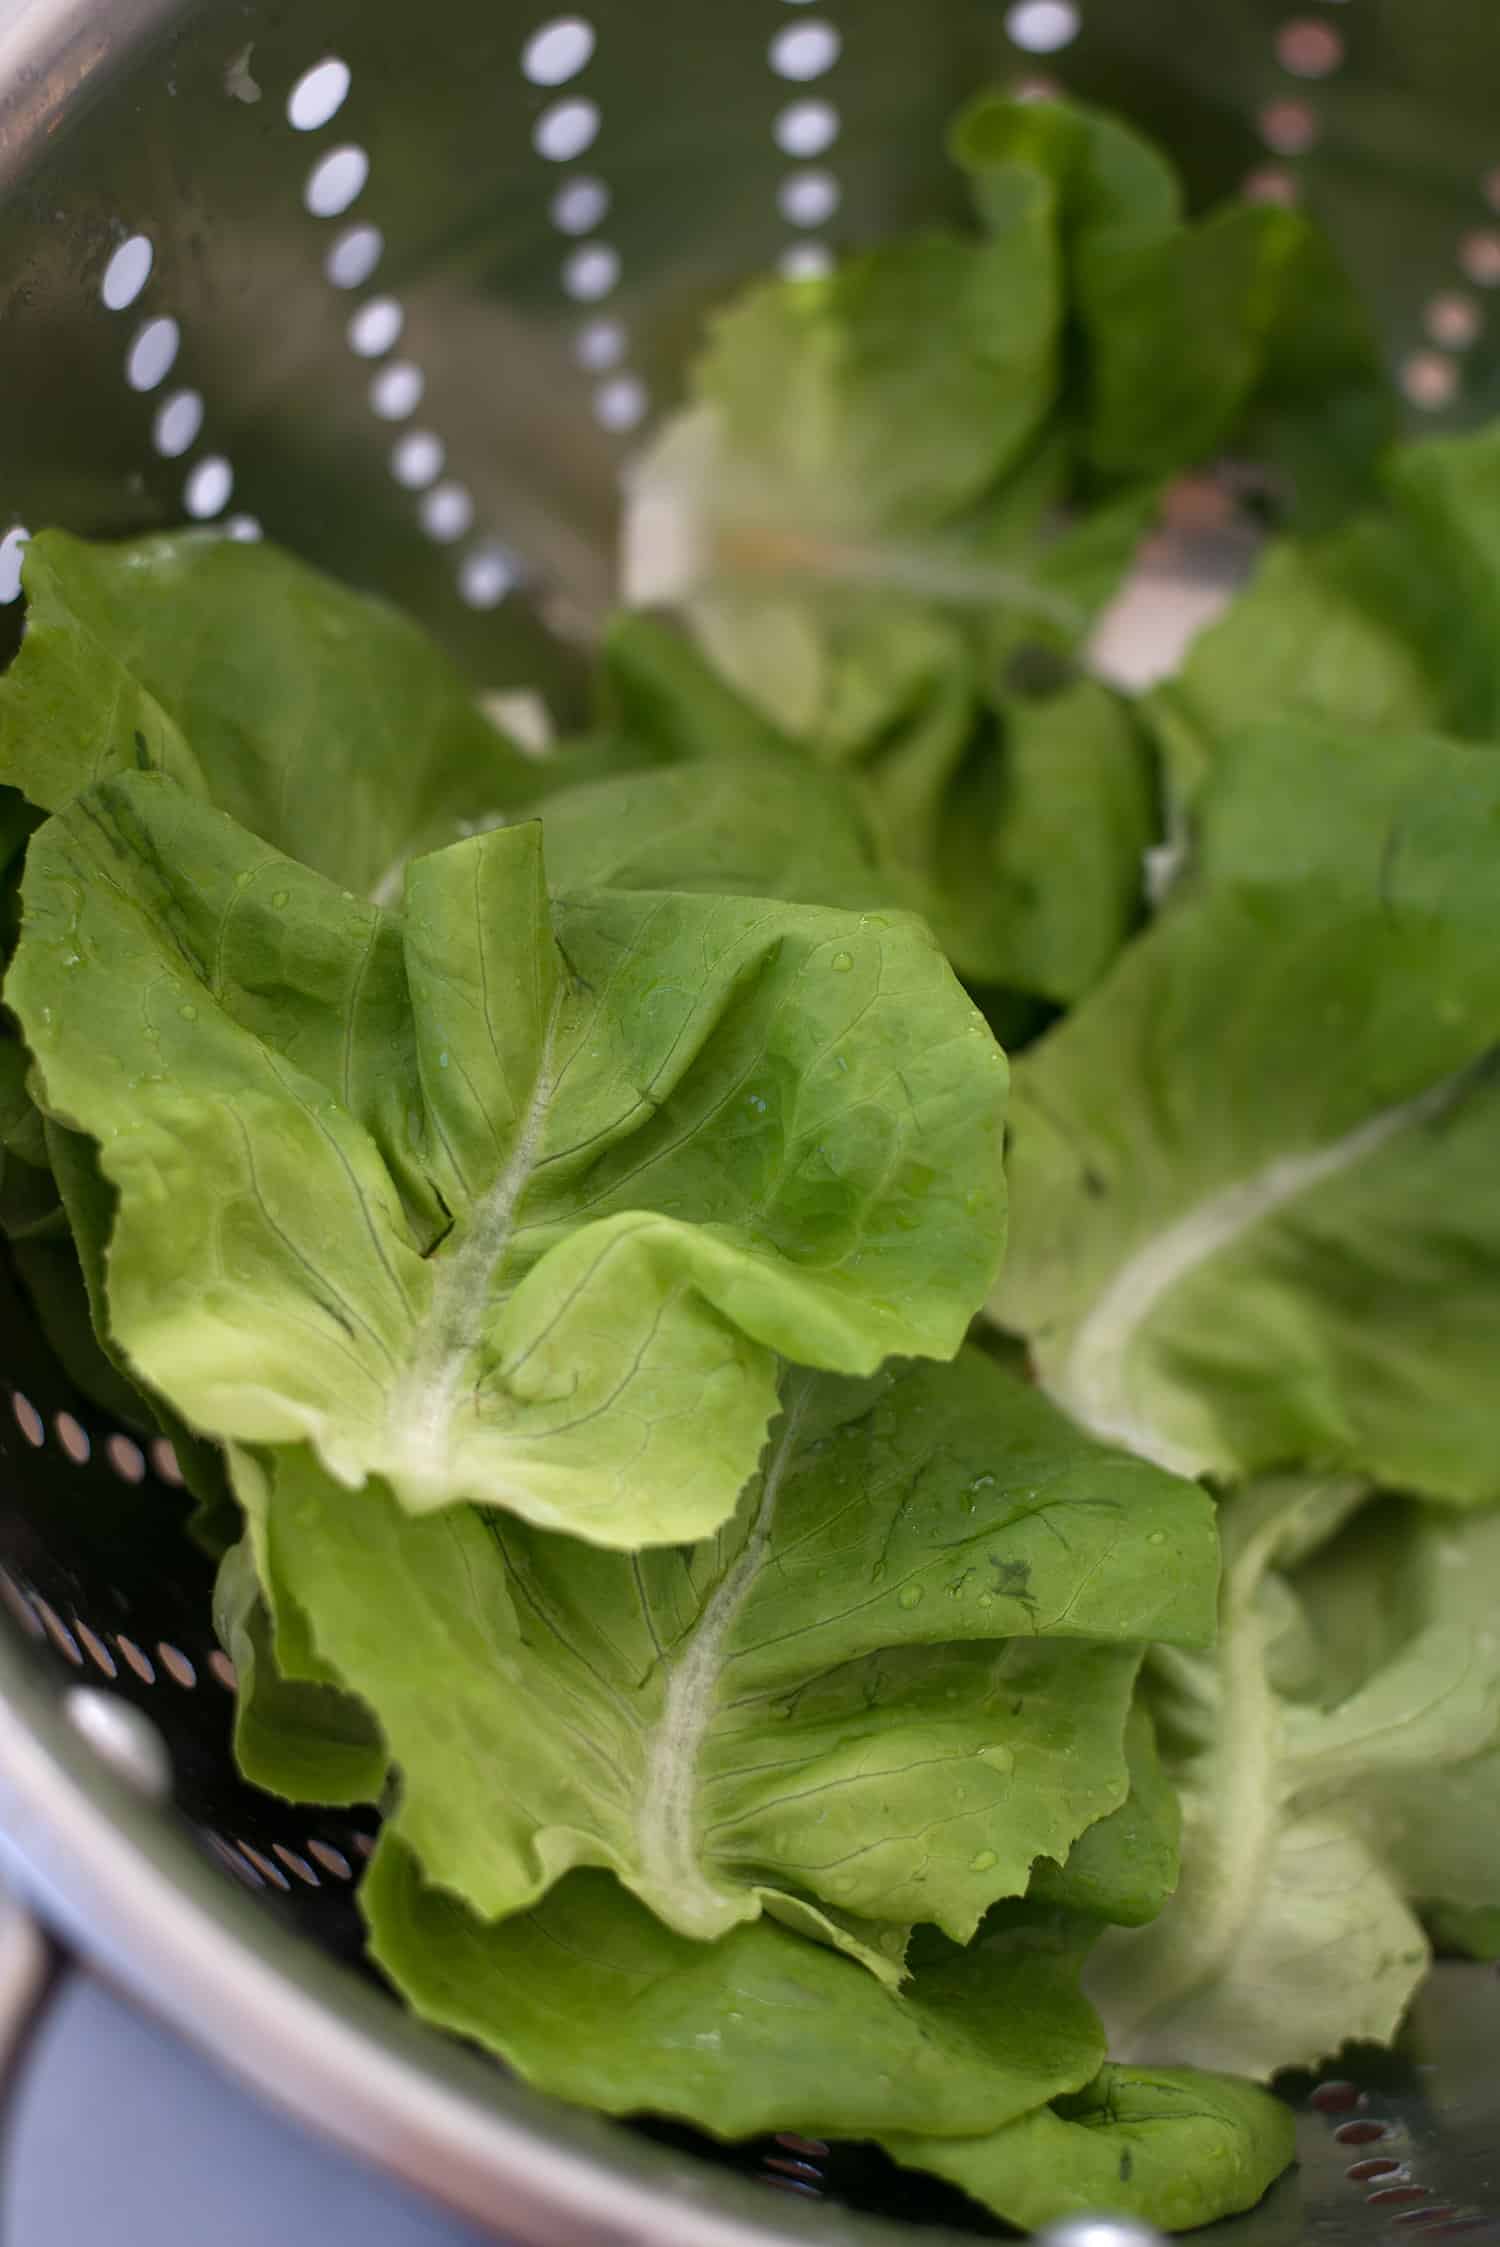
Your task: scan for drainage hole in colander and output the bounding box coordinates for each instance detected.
[100,234,154,311]
[521,18,596,88]
[287,58,352,134]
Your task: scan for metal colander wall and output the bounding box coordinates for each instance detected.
[2,2,1500,2242]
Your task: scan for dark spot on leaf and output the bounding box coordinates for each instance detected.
[989,1555,1038,1619]
[133,729,151,769]
[1082,1166,1106,1199]
[1119,2150,1134,2183]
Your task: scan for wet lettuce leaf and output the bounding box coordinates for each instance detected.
[0,530,540,900]
[993,721,1500,1502]
[9,771,1006,1544]
[885,2062,1296,2234]
[229,1350,1215,1969]
[364,1836,1106,2143]
[1084,1476,1500,2077]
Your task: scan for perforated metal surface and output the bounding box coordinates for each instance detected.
[2,1,1500,2240]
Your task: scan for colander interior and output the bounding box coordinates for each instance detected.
[2,0,1500,2239]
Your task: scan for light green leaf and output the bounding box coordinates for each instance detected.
[1027,1704,1181,1928]
[240,1350,1215,1961]
[533,758,886,914]
[951,90,1182,245]
[42,1117,238,1538]
[1383,422,1500,740]
[1277,1500,1500,1921]
[695,223,1060,541]
[10,773,1006,1544]
[1146,519,1462,811]
[541,613,894,912]
[0,1042,48,1177]
[926,680,1153,1000]
[212,1536,385,1807]
[1146,425,1500,805]
[603,594,1153,997]
[993,722,1500,1502]
[0,530,538,899]
[955,95,1391,517]
[8,1231,147,1426]
[1084,1476,1498,2078]
[885,2063,1295,2234]
[622,210,1073,751]
[363,1838,1105,2142]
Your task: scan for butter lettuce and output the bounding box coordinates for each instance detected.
[364,1837,1106,2141]
[0,85,1460,2238]
[213,1535,385,1808]
[1085,1477,1500,2076]
[0,531,544,898]
[994,721,1500,1502]
[952,93,1391,522]
[228,1350,1215,1968]
[885,2063,1296,2235]
[9,771,1006,1542]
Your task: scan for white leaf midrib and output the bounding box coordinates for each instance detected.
[1055,1066,1474,1469]
[636,1385,809,1932]
[386,993,563,1488]
[1094,1540,1284,2054]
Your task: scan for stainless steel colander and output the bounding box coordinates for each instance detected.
[1,1,1499,2239]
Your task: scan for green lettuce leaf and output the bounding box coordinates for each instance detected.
[993,721,1500,1502]
[1027,1704,1181,1928]
[695,219,1060,543]
[885,2063,1295,2233]
[41,1117,238,1536]
[1083,1476,1500,2077]
[9,772,1006,1543]
[231,1350,1215,1966]
[1426,1904,1500,1960]
[915,678,1154,998]
[364,1837,1105,2142]
[1147,425,1500,805]
[606,591,1154,999]
[532,758,885,913]
[1274,1498,1500,1924]
[7,1228,147,1427]
[952,92,1392,522]
[213,1536,385,1807]
[0,530,538,900]
[950,89,1181,246]
[530,619,891,911]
